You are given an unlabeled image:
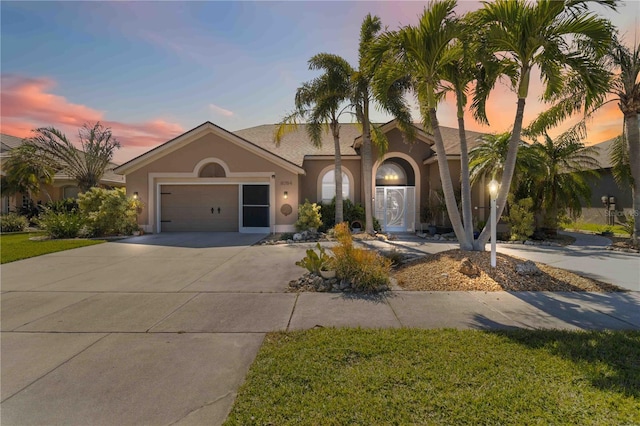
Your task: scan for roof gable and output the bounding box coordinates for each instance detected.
[114,121,305,175]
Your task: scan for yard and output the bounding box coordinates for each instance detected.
[226,328,640,425]
[0,232,104,264]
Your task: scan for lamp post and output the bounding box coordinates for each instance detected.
[488,179,499,268]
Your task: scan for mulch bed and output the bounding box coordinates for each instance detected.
[394,249,624,292]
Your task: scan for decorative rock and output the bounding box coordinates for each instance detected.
[339,280,351,290]
[515,260,541,276]
[458,257,480,277]
[293,233,303,241]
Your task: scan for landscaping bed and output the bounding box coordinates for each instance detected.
[225,328,640,425]
[394,249,624,292]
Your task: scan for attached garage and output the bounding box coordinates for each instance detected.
[160,185,239,232]
[114,122,304,234]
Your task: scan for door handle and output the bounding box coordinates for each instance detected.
[211,207,214,214]
[217,207,221,214]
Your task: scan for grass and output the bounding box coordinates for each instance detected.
[0,232,104,263]
[225,328,640,425]
[563,221,627,235]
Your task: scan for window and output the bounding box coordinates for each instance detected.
[321,170,350,203]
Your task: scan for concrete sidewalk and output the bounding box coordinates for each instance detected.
[2,233,639,425]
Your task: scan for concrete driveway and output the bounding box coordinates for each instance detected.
[2,231,639,425]
[1,233,305,426]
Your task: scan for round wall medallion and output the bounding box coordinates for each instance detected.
[280,204,293,216]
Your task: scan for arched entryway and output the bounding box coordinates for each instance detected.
[374,156,418,232]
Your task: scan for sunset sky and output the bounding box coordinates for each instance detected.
[1,1,638,164]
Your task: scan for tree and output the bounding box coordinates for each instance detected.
[529,132,600,234]
[469,132,543,189]
[372,1,474,247]
[25,123,120,192]
[473,0,615,248]
[528,36,639,243]
[275,54,353,224]
[353,13,415,235]
[1,143,58,202]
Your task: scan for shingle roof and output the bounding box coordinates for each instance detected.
[233,122,487,166]
[0,133,24,153]
[234,123,364,166]
[588,137,617,169]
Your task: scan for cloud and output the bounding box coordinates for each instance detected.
[0,74,184,163]
[208,103,234,117]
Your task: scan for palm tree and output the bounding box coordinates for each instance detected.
[1,143,58,202]
[353,14,415,235]
[371,1,473,247]
[530,133,600,234]
[274,53,353,224]
[469,132,543,188]
[473,0,615,247]
[528,36,639,243]
[25,122,120,192]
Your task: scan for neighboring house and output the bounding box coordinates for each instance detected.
[0,133,125,213]
[115,120,491,234]
[579,137,633,225]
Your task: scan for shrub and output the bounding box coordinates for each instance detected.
[295,199,322,232]
[618,213,635,238]
[0,213,28,233]
[319,198,381,232]
[45,198,79,214]
[331,222,391,292]
[295,243,335,274]
[506,195,535,241]
[78,187,141,237]
[37,210,85,238]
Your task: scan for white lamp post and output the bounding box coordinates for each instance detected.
[488,179,499,268]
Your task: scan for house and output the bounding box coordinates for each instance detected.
[115,120,491,234]
[579,137,633,225]
[0,133,125,213]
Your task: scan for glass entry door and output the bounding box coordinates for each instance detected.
[375,187,415,232]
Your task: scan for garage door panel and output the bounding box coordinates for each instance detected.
[160,185,238,232]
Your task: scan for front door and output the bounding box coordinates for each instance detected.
[375,187,415,232]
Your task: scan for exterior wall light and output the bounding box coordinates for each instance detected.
[284,191,288,199]
[133,192,139,200]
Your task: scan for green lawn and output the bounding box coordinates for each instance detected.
[226,328,640,425]
[0,232,104,263]
[564,221,628,235]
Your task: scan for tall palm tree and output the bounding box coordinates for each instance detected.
[1,142,57,202]
[372,1,473,247]
[353,14,415,235]
[473,0,615,248]
[26,122,120,192]
[528,36,639,243]
[530,133,600,234]
[274,53,353,224]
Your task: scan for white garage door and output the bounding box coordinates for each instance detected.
[160,185,239,232]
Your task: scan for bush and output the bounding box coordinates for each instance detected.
[37,210,85,239]
[331,222,391,292]
[506,195,535,241]
[295,199,322,232]
[319,198,381,232]
[45,198,79,214]
[78,187,141,237]
[618,213,635,238]
[295,243,336,274]
[0,213,28,233]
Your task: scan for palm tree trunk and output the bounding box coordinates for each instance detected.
[625,111,640,244]
[430,109,471,250]
[475,97,527,249]
[457,115,474,246]
[331,123,344,224]
[362,102,374,235]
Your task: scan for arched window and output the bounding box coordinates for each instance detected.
[321,170,350,203]
[376,161,407,186]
